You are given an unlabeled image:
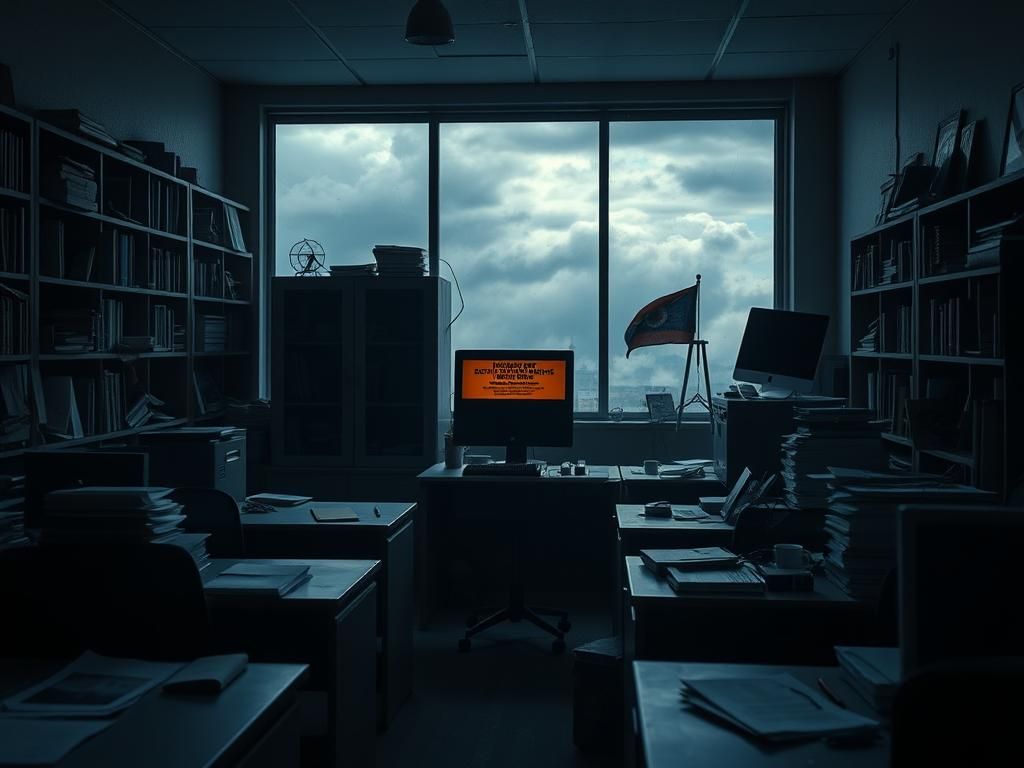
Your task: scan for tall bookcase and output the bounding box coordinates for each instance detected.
[271,276,451,471]
[849,170,1023,498]
[0,104,253,464]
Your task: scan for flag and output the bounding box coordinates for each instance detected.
[624,284,698,358]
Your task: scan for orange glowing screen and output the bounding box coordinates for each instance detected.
[461,359,567,400]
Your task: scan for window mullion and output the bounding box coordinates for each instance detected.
[598,119,610,417]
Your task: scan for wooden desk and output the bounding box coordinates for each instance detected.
[619,466,726,504]
[632,661,887,768]
[204,558,379,768]
[417,463,623,627]
[616,504,735,554]
[240,501,416,727]
[624,556,870,665]
[0,659,308,767]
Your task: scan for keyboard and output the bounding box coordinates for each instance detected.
[462,462,542,477]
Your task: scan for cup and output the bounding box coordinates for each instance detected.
[774,543,811,569]
[643,459,661,475]
[444,435,465,469]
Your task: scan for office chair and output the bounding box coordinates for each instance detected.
[891,658,1024,766]
[458,519,571,654]
[170,487,246,557]
[0,542,211,661]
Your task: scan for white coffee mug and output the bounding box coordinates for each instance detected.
[774,543,811,569]
[643,459,661,475]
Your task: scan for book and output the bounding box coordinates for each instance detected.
[310,505,359,522]
[640,547,739,575]
[162,654,248,694]
[834,646,900,714]
[666,562,765,594]
[205,562,312,597]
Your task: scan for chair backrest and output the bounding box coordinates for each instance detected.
[170,487,245,557]
[0,542,210,660]
[891,658,1024,766]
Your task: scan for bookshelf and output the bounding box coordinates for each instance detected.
[849,169,1023,497]
[0,104,254,460]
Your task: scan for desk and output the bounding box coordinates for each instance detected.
[204,558,379,768]
[0,659,308,767]
[624,556,870,665]
[240,501,416,727]
[619,466,726,505]
[417,463,623,627]
[632,661,887,768]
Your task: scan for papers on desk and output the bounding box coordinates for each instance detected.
[1,651,180,718]
[657,465,706,478]
[246,493,312,507]
[835,646,900,715]
[666,562,765,594]
[205,562,312,596]
[0,719,113,766]
[680,673,879,742]
[640,547,739,576]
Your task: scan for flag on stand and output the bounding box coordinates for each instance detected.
[624,284,698,358]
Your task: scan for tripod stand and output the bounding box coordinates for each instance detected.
[676,275,712,430]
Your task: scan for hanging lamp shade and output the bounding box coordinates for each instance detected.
[405,0,455,45]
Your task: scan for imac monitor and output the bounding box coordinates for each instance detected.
[732,308,830,397]
[899,505,1023,679]
[453,349,574,463]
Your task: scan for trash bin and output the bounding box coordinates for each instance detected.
[572,635,624,756]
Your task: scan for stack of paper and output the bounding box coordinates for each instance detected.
[666,562,765,594]
[41,486,185,544]
[824,469,995,599]
[780,408,887,510]
[835,646,900,715]
[680,673,879,742]
[640,547,739,575]
[160,531,211,571]
[372,245,427,277]
[205,562,312,597]
[330,263,376,276]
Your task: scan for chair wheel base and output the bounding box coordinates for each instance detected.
[458,637,471,652]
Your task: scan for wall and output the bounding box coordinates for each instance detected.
[836,0,1024,351]
[0,0,223,189]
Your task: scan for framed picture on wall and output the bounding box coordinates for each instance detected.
[929,110,962,198]
[1001,82,1024,176]
[956,119,979,193]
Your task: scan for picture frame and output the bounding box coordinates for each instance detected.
[876,175,897,225]
[1001,81,1024,176]
[928,110,962,198]
[956,119,978,193]
[645,392,676,422]
[887,152,930,219]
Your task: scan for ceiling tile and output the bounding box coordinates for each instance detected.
[112,0,302,27]
[197,59,361,85]
[745,0,904,17]
[537,55,712,82]
[321,26,437,60]
[532,20,729,57]
[729,14,891,52]
[714,49,857,78]
[434,23,527,57]
[528,0,736,23]
[293,0,518,27]
[153,27,335,61]
[351,56,531,85]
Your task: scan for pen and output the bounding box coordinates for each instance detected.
[817,677,846,709]
[374,505,381,518]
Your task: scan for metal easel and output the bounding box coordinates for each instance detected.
[676,274,712,431]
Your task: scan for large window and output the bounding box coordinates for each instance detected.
[272,113,778,417]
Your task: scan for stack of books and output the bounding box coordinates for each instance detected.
[44,156,98,211]
[41,487,186,544]
[125,392,171,429]
[0,125,26,192]
[823,468,995,600]
[880,240,912,284]
[330,263,377,276]
[37,110,117,148]
[153,304,183,351]
[160,531,211,571]
[639,547,764,595]
[114,335,154,354]
[968,214,1023,268]
[856,319,878,352]
[205,562,312,597]
[0,206,26,272]
[834,646,900,715]
[0,282,28,354]
[42,308,100,353]
[780,408,887,510]
[372,244,427,277]
[196,314,227,352]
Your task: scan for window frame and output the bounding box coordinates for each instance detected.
[266,105,787,421]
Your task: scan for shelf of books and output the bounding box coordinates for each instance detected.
[849,169,1023,497]
[0,104,255,463]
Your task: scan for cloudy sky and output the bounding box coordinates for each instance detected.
[275,119,774,411]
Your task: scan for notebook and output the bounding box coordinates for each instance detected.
[163,654,248,694]
[640,547,739,576]
[310,505,359,522]
[205,563,311,596]
[666,562,765,594]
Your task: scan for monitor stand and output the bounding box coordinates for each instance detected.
[505,444,528,464]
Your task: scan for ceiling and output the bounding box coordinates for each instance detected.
[103,0,908,86]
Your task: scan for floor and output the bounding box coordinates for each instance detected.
[378,600,621,768]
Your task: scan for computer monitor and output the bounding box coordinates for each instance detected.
[453,349,574,463]
[899,505,1024,679]
[732,307,830,397]
[23,450,149,529]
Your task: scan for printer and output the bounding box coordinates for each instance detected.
[138,427,246,501]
